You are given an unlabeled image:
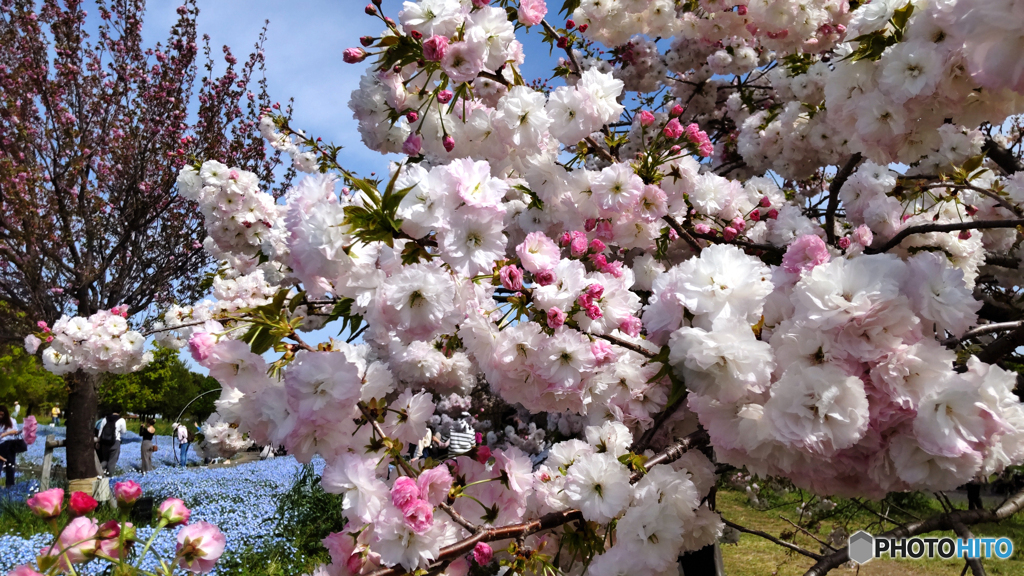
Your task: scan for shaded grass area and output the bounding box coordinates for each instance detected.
[717,487,1024,576]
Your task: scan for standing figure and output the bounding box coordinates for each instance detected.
[140,418,156,474]
[0,407,21,487]
[175,422,190,468]
[51,405,60,427]
[95,411,127,477]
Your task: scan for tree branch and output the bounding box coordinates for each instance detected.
[802,487,1024,576]
[983,138,1022,176]
[866,219,1024,255]
[365,430,711,576]
[723,519,823,561]
[594,333,655,358]
[826,153,863,246]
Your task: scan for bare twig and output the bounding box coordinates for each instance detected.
[584,136,617,163]
[983,138,1022,175]
[780,516,838,552]
[943,320,1024,346]
[662,215,704,252]
[826,154,863,246]
[866,218,1024,255]
[723,519,823,561]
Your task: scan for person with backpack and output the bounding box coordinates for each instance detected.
[95,410,126,476]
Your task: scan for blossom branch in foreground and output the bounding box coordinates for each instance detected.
[722,519,822,561]
[366,430,711,576]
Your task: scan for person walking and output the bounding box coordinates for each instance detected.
[174,422,190,467]
[140,418,156,474]
[11,402,20,421]
[0,406,22,487]
[446,413,476,457]
[95,411,127,476]
[51,405,61,427]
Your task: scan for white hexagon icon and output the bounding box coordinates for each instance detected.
[848,531,874,565]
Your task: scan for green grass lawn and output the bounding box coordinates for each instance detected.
[717,488,1024,576]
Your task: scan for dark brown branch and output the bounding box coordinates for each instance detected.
[724,519,823,561]
[584,136,617,163]
[951,521,986,576]
[866,219,1024,255]
[802,487,1024,576]
[973,323,1024,365]
[825,153,863,246]
[983,138,1022,176]
[541,20,581,77]
[662,215,704,253]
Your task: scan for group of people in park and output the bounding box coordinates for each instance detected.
[94,410,195,476]
[408,412,478,462]
[0,401,201,487]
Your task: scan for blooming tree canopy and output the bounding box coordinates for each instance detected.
[23,0,1024,575]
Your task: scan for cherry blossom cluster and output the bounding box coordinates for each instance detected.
[25,307,149,376]
[25,0,1024,574]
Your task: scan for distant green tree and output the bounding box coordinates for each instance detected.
[99,345,220,423]
[0,345,66,416]
[98,346,190,416]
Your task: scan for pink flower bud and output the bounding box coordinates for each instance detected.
[584,303,603,320]
[342,47,368,64]
[578,23,588,32]
[670,104,685,117]
[722,227,738,241]
[837,236,851,249]
[566,19,576,29]
[410,30,423,40]
[670,145,681,154]
[443,134,455,152]
[965,204,978,216]
[499,265,524,291]
[694,222,711,235]
[588,238,606,253]
[176,521,226,574]
[365,4,377,15]
[547,307,566,328]
[760,196,771,208]
[585,283,604,300]
[436,89,454,104]
[556,36,568,49]
[638,110,655,127]
[662,118,684,139]
[26,488,63,518]
[736,5,747,15]
[360,35,374,47]
[423,35,450,62]
[406,111,419,122]
[749,209,761,222]
[767,208,779,219]
[473,542,493,565]
[730,217,746,231]
[158,498,191,526]
[534,270,555,285]
[474,445,492,464]
[69,492,98,517]
[958,229,972,240]
[97,519,122,540]
[402,133,423,156]
[584,218,597,232]
[114,481,142,507]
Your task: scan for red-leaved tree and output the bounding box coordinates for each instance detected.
[0,0,292,480]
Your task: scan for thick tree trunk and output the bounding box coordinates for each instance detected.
[65,370,99,480]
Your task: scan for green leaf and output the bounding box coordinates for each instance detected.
[559,0,582,17]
